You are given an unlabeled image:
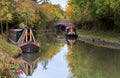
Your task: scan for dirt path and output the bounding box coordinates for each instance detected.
[78,35,120,49]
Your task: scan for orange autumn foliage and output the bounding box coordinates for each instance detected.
[67,54,72,63]
[66,7,72,13]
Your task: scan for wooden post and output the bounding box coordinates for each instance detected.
[30,29,32,41]
[31,29,36,43]
[17,29,27,44]
[22,30,26,43]
[26,29,28,42]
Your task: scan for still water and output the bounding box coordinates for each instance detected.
[18,35,120,78]
[19,44,70,78]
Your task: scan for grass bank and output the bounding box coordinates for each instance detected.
[0,36,21,78]
[77,29,120,42]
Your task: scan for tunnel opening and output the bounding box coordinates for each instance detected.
[60,25,66,32]
[53,24,66,38]
[54,24,66,33]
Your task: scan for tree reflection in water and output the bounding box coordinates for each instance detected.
[67,40,120,78]
[41,59,49,70]
[65,34,78,47]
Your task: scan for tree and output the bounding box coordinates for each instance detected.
[0,0,64,35]
[66,0,116,31]
[39,3,64,22]
[0,0,13,35]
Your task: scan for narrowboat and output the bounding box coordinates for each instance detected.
[8,27,39,52]
[65,26,78,39]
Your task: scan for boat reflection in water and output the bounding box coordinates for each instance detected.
[65,34,78,46]
[18,52,40,77]
[65,26,78,46]
[66,38,76,46]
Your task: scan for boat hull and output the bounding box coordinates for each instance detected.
[21,43,39,53]
[65,34,78,39]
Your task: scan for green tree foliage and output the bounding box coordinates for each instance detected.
[0,0,13,34]
[66,0,119,31]
[0,0,64,34]
[40,3,64,22]
[114,1,120,30]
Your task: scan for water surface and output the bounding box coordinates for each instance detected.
[18,35,120,78]
[19,44,71,78]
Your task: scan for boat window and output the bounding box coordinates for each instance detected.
[28,29,30,41]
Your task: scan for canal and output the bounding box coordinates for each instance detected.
[18,33,120,78]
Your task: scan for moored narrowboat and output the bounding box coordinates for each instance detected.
[65,26,78,39]
[9,27,39,52]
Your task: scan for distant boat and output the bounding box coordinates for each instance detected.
[65,26,78,39]
[8,27,39,52]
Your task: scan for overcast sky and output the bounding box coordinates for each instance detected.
[50,0,68,10]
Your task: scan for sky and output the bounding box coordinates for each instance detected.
[50,0,68,10]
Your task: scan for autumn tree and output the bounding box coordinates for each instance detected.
[0,0,13,35]
[39,2,64,26]
[0,0,64,35]
[66,0,117,31]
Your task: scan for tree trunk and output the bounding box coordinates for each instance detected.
[6,22,9,38]
[1,21,3,36]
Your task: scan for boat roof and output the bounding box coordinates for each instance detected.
[9,29,22,32]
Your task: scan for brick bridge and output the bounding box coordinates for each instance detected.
[47,19,75,31]
[46,19,77,45]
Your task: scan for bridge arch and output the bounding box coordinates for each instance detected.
[48,19,75,32]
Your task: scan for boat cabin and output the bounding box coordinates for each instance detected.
[9,27,39,52]
[8,29,23,44]
[65,26,78,39]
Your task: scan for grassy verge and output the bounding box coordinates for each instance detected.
[0,36,21,78]
[77,29,120,42]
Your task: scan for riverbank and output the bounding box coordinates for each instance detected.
[77,29,120,49]
[0,36,21,78]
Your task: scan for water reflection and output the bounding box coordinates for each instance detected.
[65,35,77,46]
[18,44,71,78]
[36,44,71,78]
[17,33,72,78]
[19,52,40,77]
[68,40,120,78]
[41,59,49,70]
[17,32,120,78]
[65,38,76,46]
